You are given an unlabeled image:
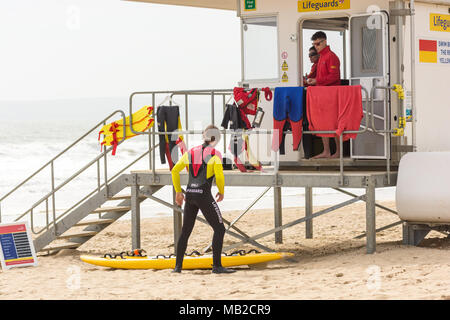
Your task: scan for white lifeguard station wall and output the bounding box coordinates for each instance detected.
[238,0,450,164]
[116,0,450,245]
[403,1,450,152]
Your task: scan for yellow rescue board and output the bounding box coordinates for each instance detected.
[101,118,155,146]
[99,105,154,147]
[80,252,294,270]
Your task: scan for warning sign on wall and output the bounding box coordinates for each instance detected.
[282,60,289,71]
[282,72,289,82]
[0,222,38,270]
[419,38,450,65]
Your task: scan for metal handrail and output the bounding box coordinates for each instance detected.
[0,110,126,203]
[369,85,394,184]
[128,89,234,136]
[0,85,389,233]
[126,86,370,136]
[22,144,159,235]
[128,89,235,179]
[370,86,395,134]
[302,86,371,185]
[0,109,127,230]
[126,86,372,186]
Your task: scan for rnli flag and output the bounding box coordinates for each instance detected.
[419,39,437,63]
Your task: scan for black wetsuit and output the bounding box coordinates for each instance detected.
[175,143,226,269]
[157,105,181,165]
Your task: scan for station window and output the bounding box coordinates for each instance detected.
[242,16,279,81]
[362,27,378,71]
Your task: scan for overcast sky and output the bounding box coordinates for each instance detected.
[0,0,241,101]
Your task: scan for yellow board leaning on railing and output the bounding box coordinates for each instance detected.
[99,106,154,155]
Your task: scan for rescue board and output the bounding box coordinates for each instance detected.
[100,105,154,138]
[80,252,294,270]
[98,105,154,154]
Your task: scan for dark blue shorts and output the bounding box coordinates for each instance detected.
[273,87,304,122]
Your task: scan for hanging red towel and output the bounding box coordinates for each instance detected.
[306,85,363,141]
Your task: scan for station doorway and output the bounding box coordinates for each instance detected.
[300,13,391,160]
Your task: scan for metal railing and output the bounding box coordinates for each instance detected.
[0,85,391,234]
[0,110,156,234]
[129,89,235,178]
[128,86,373,186]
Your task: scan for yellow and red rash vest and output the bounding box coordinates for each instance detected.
[171,144,224,194]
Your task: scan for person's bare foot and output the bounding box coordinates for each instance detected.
[312,152,331,159]
[330,152,341,159]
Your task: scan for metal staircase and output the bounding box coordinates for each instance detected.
[35,179,162,253]
[0,109,161,254]
[0,89,235,254]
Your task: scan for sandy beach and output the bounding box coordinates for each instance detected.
[1,200,449,300]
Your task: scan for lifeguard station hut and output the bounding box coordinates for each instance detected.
[1,0,449,256]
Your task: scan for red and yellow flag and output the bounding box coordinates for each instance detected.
[419,39,438,63]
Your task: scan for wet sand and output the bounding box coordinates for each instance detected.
[1,201,450,300]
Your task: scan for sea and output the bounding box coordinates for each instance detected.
[0,97,395,228]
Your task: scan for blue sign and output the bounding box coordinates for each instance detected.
[0,234,18,260]
[0,223,37,270]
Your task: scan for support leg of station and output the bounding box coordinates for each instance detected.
[365,178,376,254]
[131,183,141,250]
[305,187,313,239]
[402,223,430,246]
[274,186,283,244]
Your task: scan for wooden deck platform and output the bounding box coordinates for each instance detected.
[127,168,398,254]
[132,168,397,188]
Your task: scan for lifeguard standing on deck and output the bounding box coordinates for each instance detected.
[307,31,342,159]
[171,125,236,274]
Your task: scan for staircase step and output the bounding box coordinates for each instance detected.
[75,218,116,227]
[40,242,81,252]
[92,206,131,213]
[108,194,146,201]
[57,231,98,240]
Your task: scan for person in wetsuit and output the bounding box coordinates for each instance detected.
[171,125,236,274]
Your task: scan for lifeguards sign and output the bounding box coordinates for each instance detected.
[298,0,350,12]
[430,13,450,33]
[0,222,37,270]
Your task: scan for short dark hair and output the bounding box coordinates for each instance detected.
[309,46,317,53]
[311,31,327,41]
[203,125,220,143]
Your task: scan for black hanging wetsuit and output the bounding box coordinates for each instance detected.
[157,105,181,166]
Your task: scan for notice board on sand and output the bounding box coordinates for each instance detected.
[0,222,38,270]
